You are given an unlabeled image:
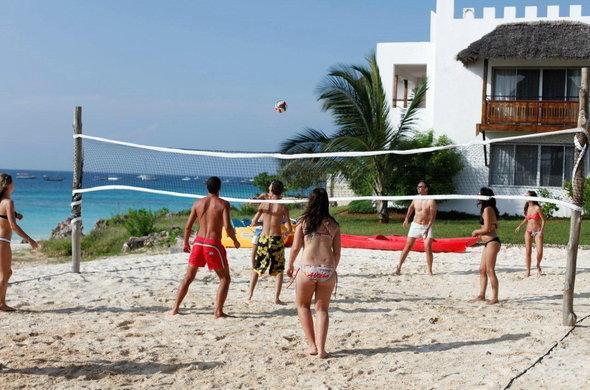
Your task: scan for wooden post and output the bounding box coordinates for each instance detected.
[71,107,83,273]
[393,74,399,108]
[403,79,409,108]
[479,59,489,134]
[563,67,588,326]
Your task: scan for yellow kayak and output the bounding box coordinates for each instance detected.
[221,226,294,248]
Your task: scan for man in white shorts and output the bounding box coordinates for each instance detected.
[394,181,437,276]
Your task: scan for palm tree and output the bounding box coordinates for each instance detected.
[280,52,427,223]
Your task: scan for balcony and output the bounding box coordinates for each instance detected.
[478,99,579,133]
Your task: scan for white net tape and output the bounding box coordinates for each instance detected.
[73,128,587,211]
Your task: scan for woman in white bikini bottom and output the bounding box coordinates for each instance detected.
[0,173,38,312]
[287,188,341,359]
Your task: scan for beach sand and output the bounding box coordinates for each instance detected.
[1,245,589,389]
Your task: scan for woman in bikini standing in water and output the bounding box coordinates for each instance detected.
[0,174,38,312]
[287,188,341,358]
[515,191,545,277]
[472,187,501,305]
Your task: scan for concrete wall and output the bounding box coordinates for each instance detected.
[375,0,590,216]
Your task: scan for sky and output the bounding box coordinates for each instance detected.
[1,0,588,170]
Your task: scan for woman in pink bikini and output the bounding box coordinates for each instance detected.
[286,188,341,358]
[515,191,546,277]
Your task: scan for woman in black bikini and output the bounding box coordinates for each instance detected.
[287,188,341,358]
[0,173,38,312]
[471,187,500,305]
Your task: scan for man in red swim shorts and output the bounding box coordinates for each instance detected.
[170,176,240,318]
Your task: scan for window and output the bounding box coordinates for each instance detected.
[516,69,540,100]
[490,144,574,187]
[514,145,538,186]
[491,68,581,101]
[542,69,566,100]
[566,69,581,101]
[489,145,515,185]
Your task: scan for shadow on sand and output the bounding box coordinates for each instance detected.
[21,305,170,315]
[1,359,222,379]
[331,332,530,357]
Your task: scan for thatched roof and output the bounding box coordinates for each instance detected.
[457,21,590,65]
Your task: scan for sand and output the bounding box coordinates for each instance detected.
[1,245,589,389]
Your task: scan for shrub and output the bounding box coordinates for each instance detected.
[347,200,375,214]
[391,131,464,198]
[252,172,280,193]
[40,238,71,258]
[123,209,157,237]
[239,203,259,216]
[536,188,559,219]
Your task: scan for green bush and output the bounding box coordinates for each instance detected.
[81,227,128,257]
[347,200,375,214]
[252,172,280,193]
[123,209,157,237]
[40,238,71,258]
[537,188,560,219]
[240,203,259,216]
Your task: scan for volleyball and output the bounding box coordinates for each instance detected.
[274,100,287,113]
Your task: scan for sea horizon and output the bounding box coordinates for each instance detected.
[1,168,261,240]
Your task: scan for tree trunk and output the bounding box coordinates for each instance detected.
[378,200,390,224]
[373,174,389,224]
[562,67,589,326]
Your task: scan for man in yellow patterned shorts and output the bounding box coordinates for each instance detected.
[247,180,292,304]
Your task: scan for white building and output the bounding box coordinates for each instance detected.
[376,0,589,216]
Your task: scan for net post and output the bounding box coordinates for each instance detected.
[563,67,588,326]
[71,106,83,273]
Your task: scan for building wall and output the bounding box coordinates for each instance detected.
[376,0,590,216]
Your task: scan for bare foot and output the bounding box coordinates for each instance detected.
[486,299,499,305]
[0,304,16,312]
[525,271,531,278]
[215,312,233,319]
[275,299,285,305]
[537,267,544,276]
[318,350,329,359]
[427,270,434,276]
[169,308,179,316]
[469,296,485,303]
[306,346,318,356]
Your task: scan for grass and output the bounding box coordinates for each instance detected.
[334,211,590,246]
[39,206,589,260]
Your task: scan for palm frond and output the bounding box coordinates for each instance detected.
[280,127,331,154]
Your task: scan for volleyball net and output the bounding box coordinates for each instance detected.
[72,128,588,211]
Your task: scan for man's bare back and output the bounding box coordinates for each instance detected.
[182,194,237,253]
[258,203,290,236]
[195,196,230,240]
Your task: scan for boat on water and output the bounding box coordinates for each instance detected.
[43,175,64,182]
[16,172,36,179]
[181,177,191,181]
[137,175,157,181]
[107,177,120,181]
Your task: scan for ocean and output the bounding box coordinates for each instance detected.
[2,170,259,239]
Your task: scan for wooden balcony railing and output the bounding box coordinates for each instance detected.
[479,99,578,133]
